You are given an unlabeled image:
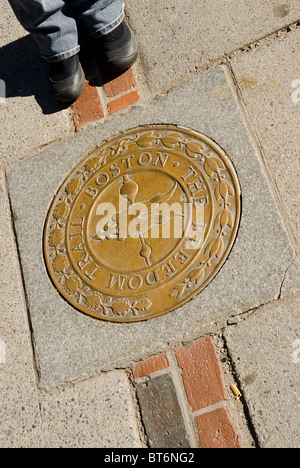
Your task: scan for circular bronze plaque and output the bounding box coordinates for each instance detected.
[44,125,241,322]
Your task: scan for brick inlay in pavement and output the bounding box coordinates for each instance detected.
[175,337,230,412]
[136,374,192,448]
[71,62,140,130]
[195,407,243,449]
[132,337,244,448]
[72,81,104,131]
[133,355,170,379]
[107,90,140,114]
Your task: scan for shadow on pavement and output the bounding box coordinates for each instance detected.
[0,33,132,114]
[0,34,68,115]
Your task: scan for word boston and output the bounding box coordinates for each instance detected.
[44,125,241,322]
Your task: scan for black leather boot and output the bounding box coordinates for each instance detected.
[50,55,85,104]
[99,21,138,72]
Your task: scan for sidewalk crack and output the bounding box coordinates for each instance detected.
[278,255,297,300]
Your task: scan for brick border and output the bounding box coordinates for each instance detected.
[72,81,104,132]
[71,62,140,131]
[175,337,230,412]
[132,354,170,380]
[131,336,243,449]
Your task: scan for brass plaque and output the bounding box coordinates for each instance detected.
[44,125,241,322]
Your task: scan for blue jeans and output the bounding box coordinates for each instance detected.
[8,0,125,62]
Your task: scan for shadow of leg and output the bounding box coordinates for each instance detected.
[0,35,68,114]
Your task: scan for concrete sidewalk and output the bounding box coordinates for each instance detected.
[0,1,299,448]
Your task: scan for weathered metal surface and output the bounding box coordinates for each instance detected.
[44,125,241,322]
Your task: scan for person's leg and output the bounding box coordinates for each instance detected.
[8,0,80,62]
[7,0,85,102]
[72,0,138,72]
[72,0,125,38]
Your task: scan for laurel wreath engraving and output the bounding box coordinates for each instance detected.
[169,151,235,300]
[48,231,153,318]
[47,128,236,316]
[47,133,159,318]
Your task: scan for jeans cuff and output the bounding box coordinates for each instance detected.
[89,6,125,38]
[42,45,81,63]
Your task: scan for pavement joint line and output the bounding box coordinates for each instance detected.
[278,256,298,300]
[227,20,300,60]
[96,85,109,119]
[214,332,260,447]
[166,350,200,448]
[3,22,298,168]
[221,289,300,340]
[70,22,300,132]
[1,130,76,171]
[123,370,149,448]
[134,366,172,383]
[223,286,299,330]
[3,169,42,387]
[222,332,260,448]
[134,21,300,109]
[191,401,228,418]
[125,374,151,448]
[223,60,298,257]
[227,53,299,253]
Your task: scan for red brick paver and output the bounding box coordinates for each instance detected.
[131,336,244,449]
[103,67,137,98]
[72,81,104,131]
[175,336,230,412]
[195,407,243,449]
[108,90,140,115]
[132,354,170,379]
[71,63,140,130]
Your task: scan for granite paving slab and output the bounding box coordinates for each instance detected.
[281,257,300,299]
[39,371,144,448]
[225,295,300,448]
[126,0,300,91]
[0,171,44,448]
[230,27,300,254]
[7,65,296,388]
